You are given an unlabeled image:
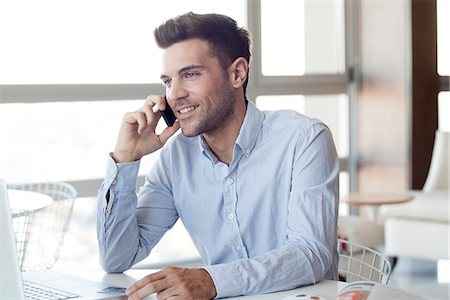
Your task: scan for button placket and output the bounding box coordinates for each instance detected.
[223,172,248,259]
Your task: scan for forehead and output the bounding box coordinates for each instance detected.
[161,39,219,76]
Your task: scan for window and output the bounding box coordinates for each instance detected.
[437,0,450,75]
[1,0,349,197]
[1,0,351,269]
[255,0,349,199]
[437,0,450,132]
[438,92,450,132]
[261,0,345,76]
[0,0,246,194]
[0,0,246,84]
[0,100,163,183]
[255,94,348,158]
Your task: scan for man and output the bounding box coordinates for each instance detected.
[97,12,339,300]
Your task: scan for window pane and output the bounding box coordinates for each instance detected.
[255,94,348,158]
[437,0,450,75]
[261,0,345,76]
[0,0,246,84]
[0,100,162,183]
[438,92,450,132]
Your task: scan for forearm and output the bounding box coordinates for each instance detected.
[96,156,148,273]
[97,153,179,273]
[204,240,333,298]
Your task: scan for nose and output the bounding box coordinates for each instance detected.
[167,80,188,104]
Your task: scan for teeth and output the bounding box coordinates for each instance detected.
[180,106,197,114]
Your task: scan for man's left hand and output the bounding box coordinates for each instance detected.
[126,266,217,300]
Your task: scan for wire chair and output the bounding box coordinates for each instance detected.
[9,208,34,270]
[8,182,77,271]
[337,238,391,284]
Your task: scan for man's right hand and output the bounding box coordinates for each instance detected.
[112,95,180,163]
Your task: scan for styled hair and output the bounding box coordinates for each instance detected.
[154,12,251,94]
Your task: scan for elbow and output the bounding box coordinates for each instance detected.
[97,230,138,273]
[310,246,335,283]
[291,240,335,283]
[99,255,131,274]
[98,244,134,273]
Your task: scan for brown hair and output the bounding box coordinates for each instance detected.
[154,12,251,94]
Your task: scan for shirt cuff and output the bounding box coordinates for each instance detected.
[202,263,245,298]
[104,153,140,192]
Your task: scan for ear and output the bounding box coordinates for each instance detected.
[229,57,249,89]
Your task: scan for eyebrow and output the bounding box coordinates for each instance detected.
[160,65,205,80]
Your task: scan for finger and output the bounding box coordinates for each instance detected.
[142,96,167,127]
[122,111,147,135]
[156,285,179,300]
[139,102,160,127]
[127,278,168,300]
[145,95,165,112]
[158,121,180,144]
[126,270,167,296]
[133,111,149,135]
[166,296,183,300]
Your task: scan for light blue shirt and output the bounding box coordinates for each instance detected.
[97,102,339,298]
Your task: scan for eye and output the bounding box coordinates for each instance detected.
[184,72,198,79]
[162,79,172,88]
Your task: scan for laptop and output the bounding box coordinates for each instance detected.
[0,180,127,300]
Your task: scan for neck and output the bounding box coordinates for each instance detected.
[203,99,247,165]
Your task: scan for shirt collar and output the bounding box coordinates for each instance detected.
[235,100,264,157]
[198,100,264,162]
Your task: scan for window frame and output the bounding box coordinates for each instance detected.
[0,0,354,197]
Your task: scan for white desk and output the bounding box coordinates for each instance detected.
[63,269,348,299]
[8,189,54,216]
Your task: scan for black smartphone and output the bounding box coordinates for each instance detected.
[160,95,177,126]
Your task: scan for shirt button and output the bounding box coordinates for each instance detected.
[111,179,117,186]
[228,213,235,220]
[235,245,242,252]
[227,178,234,185]
[245,148,251,155]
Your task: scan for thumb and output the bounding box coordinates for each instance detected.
[159,122,181,145]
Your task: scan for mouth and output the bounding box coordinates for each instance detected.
[176,105,199,119]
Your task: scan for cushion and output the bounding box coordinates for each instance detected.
[379,190,449,223]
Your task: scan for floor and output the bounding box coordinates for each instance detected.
[388,257,450,299]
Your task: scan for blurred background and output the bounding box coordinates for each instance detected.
[0,0,448,298]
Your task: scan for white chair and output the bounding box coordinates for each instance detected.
[381,130,449,261]
[422,130,449,192]
[338,239,392,284]
[8,182,77,271]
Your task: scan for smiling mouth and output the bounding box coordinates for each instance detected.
[177,105,199,115]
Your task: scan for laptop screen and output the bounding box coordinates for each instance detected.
[0,179,25,299]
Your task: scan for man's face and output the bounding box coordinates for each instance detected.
[160,38,236,137]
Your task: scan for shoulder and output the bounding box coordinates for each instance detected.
[262,109,328,137]
[160,131,199,156]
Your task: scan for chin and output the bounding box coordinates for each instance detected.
[180,127,199,138]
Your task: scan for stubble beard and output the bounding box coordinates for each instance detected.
[182,83,236,137]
